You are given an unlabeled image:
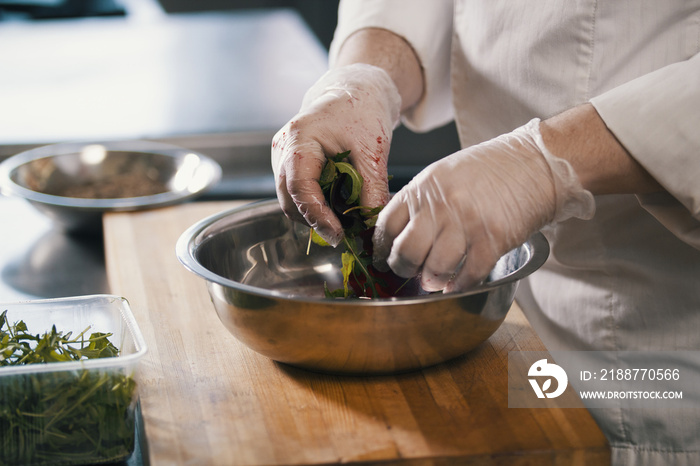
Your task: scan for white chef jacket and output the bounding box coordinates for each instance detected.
[330,1,700,465]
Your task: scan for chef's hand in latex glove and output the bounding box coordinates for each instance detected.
[372,119,595,293]
[271,63,401,247]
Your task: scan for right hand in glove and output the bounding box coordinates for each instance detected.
[271,63,401,247]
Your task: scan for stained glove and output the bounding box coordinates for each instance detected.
[372,118,595,293]
[271,63,401,247]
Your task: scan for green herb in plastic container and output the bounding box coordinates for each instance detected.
[0,295,147,466]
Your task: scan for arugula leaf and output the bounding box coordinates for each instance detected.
[309,151,385,298]
[334,162,363,205]
[330,150,351,163]
[309,229,330,247]
[324,283,346,299]
[340,251,355,298]
[310,152,429,299]
[319,158,337,189]
[0,312,137,464]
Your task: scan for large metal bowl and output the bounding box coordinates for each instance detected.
[176,199,549,375]
[0,140,221,232]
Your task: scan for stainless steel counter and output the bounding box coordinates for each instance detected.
[1,3,330,297]
[0,197,108,301]
[0,7,327,149]
[0,1,333,294]
[0,6,329,203]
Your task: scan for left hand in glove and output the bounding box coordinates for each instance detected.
[372,118,595,293]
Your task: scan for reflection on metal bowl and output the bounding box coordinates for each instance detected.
[0,140,221,233]
[176,199,549,375]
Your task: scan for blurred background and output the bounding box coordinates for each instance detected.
[0,0,460,198]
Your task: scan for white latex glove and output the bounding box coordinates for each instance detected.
[271,63,401,247]
[372,118,595,293]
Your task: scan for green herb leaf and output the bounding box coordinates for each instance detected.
[334,161,363,205]
[341,251,355,298]
[330,150,351,163]
[319,158,337,190]
[0,313,136,464]
[310,229,330,247]
[324,282,347,299]
[312,151,389,299]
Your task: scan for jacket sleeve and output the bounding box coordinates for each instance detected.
[329,0,454,133]
[590,51,700,249]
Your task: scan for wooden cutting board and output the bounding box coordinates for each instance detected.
[104,200,610,465]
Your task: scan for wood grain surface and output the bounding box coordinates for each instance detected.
[103,200,610,465]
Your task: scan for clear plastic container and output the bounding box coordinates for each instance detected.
[0,294,147,465]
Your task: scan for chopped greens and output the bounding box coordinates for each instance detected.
[311,152,424,299]
[0,312,118,366]
[0,310,137,465]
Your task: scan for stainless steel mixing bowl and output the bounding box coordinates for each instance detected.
[176,199,549,375]
[0,140,221,232]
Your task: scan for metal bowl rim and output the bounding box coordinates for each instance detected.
[175,199,550,306]
[0,140,222,210]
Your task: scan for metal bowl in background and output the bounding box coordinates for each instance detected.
[176,199,549,375]
[0,140,222,233]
